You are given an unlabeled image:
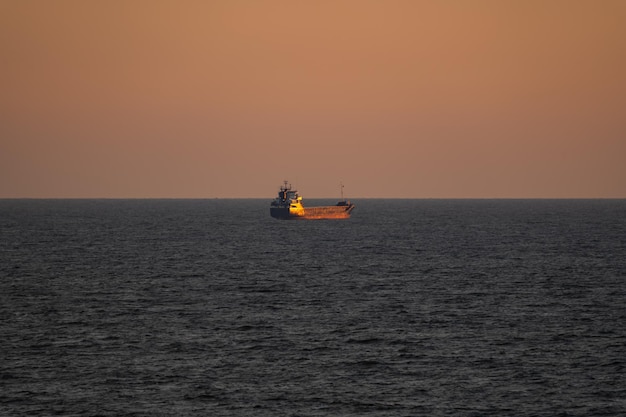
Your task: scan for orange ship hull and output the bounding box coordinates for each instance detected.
[270,204,354,220]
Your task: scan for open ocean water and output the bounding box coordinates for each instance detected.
[1,199,625,416]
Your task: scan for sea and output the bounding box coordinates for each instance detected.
[1,199,625,416]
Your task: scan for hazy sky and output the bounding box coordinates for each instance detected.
[1,0,625,198]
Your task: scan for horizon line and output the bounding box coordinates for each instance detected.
[1,196,625,200]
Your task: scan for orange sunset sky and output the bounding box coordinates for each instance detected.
[1,0,625,198]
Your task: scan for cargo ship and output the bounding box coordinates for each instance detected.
[270,181,355,220]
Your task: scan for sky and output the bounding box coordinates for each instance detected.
[1,0,625,198]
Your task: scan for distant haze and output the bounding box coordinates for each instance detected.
[2,1,625,198]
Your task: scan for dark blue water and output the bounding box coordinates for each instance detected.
[1,199,625,416]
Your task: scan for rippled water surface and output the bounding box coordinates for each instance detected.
[1,199,625,416]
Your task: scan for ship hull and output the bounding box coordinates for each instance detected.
[270,204,354,220]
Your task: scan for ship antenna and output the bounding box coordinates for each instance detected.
[340,182,344,200]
